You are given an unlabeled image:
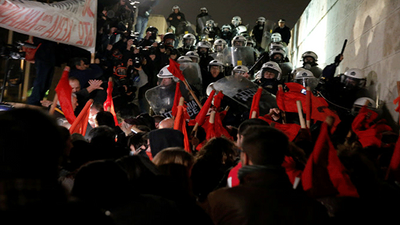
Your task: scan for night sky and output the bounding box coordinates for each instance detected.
[150,0,311,30]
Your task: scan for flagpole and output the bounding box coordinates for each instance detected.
[306,87,311,128]
[296,100,306,129]
[69,99,94,134]
[182,79,202,108]
[397,81,400,125]
[49,93,58,115]
[278,85,287,124]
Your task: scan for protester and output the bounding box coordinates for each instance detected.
[203,126,330,224]
[191,137,238,202]
[5,4,400,225]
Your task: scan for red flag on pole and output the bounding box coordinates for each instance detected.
[385,134,400,182]
[173,97,191,152]
[386,93,400,182]
[249,86,263,119]
[70,99,93,135]
[103,77,118,126]
[171,82,182,118]
[302,120,359,198]
[213,91,224,109]
[276,83,341,131]
[205,111,217,140]
[352,106,392,148]
[55,66,76,125]
[167,58,185,81]
[195,90,215,126]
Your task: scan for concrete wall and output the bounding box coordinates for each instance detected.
[289,0,400,123]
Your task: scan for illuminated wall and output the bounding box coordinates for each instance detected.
[290,0,400,122]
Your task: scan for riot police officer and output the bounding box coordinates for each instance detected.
[202,59,225,95]
[254,61,283,95]
[178,33,196,55]
[301,51,323,78]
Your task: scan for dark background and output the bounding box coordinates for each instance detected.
[150,0,311,29]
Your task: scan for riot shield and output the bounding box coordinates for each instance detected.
[294,78,320,92]
[145,81,200,118]
[260,19,275,50]
[307,66,323,78]
[179,62,203,97]
[279,62,293,82]
[221,47,255,68]
[145,83,175,115]
[211,75,277,116]
[197,15,212,35]
[209,52,225,62]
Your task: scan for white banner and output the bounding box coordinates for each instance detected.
[0,0,97,53]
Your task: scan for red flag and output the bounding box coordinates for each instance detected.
[259,115,301,142]
[213,91,224,109]
[55,66,76,125]
[202,93,233,140]
[276,83,340,131]
[70,99,93,135]
[282,156,303,185]
[167,58,185,81]
[352,106,392,148]
[249,86,263,119]
[173,97,191,152]
[227,161,242,187]
[195,90,215,126]
[386,135,400,182]
[276,83,306,113]
[302,122,359,198]
[103,78,118,126]
[214,110,233,140]
[171,82,182,118]
[386,97,400,182]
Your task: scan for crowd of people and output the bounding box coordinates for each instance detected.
[2,1,400,224]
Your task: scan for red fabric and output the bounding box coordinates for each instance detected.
[195,90,215,126]
[276,83,305,113]
[249,87,263,119]
[204,120,216,140]
[306,88,312,122]
[282,156,303,185]
[55,67,76,125]
[394,96,400,112]
[259,115,301,142]
[385,97,400,182]
[213,91,224,109]
[174,102,191,153]
[146,151,153,161]
[214,111,233,140]
[22,43,41,63]
[167,58,185,81]
[276,82,340,132]
[103,79,118,126]
[171,82,182,117]
[352,106,392,148]
[69,99,93,135]
[310,96,341,132]
[227,162,242,187]
[302,122,359,198]
[386,135,400,182]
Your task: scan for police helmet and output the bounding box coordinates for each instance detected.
[271,33,282,43]
[208,59,225,72]
[261,61,282,80]
[231,35,247,47]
